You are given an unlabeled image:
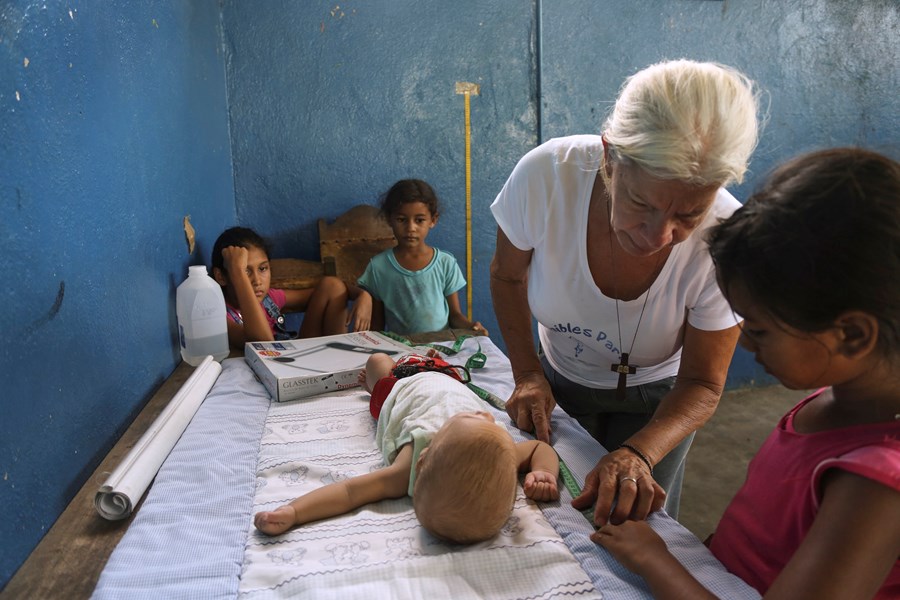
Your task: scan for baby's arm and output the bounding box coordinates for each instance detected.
[445,292,489,336]
[255,444,414,535]
[515,440,559,502]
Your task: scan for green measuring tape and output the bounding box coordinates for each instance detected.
[557,455,598,528]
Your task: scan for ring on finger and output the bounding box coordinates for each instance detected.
[619,476,639,485]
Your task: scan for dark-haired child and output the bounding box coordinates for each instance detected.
[212,227,373,348]
[357,179,488,336]
[593,148,900,599]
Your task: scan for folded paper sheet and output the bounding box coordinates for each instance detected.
[94,355,222,520]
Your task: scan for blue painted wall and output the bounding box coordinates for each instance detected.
[221,0,537,338]
[2,0,897,589]
[0,0,234,587]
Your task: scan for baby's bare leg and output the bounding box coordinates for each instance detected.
[362,353,396,392]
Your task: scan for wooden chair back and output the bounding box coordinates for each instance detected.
[318,204,395,283]
[269,204,395,290]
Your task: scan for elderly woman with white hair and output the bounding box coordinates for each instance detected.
[489,59,762,526]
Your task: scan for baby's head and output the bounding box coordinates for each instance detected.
[413,411,518,544]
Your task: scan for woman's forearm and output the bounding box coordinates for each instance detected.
[626,323,737,465]
[490,230,543,380]
[626,380,721,467]
[489,271,541,379]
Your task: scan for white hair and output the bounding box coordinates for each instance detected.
[603,59,762,186]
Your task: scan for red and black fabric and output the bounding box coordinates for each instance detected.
[368,354,467,419]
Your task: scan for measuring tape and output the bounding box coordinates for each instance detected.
[558,456,598,528]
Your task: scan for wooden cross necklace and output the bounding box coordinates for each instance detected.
[606,195,662,402]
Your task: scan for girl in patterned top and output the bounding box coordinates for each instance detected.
[212,227,373,348]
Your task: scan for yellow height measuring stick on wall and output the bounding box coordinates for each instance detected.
[456,82,480,320]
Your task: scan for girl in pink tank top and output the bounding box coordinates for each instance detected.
[591,148,900,599]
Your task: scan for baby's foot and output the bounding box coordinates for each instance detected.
[357,369,369,391]
[254,505,298,536]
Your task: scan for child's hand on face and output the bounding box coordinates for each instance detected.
[524,470,559,502]
[221,245,250,275]
[591,520,668,574]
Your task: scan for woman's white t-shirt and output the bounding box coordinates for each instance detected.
[490,135,741,389]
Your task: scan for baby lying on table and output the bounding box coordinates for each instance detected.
[254,351,560,543]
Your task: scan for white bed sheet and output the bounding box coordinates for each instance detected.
[241,386,597,599]
[93,337,759,600]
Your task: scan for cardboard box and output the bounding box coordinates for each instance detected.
[245,331,412,402]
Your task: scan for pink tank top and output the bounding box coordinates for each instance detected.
[709,390,900,598]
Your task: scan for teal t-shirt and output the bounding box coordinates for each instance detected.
[357,248,466,334]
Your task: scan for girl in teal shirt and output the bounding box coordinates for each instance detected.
[357,179,488,336]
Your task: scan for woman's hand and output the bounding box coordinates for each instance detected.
[572,448,666,526]
[348,290,373,332]
[505,372,555,443]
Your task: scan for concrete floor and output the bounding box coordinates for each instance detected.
[679,384,810,541]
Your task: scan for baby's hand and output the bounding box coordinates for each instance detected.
[524,470,559,502]
[254,505,298,536]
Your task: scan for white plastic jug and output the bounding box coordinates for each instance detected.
[176,265,229,366]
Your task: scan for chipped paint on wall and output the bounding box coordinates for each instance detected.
[183,215,196,255]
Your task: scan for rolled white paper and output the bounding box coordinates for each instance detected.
[94,355,222,520]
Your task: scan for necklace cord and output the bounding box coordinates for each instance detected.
[606,192,657,357]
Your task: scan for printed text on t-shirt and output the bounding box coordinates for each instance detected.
[550,322,621,356]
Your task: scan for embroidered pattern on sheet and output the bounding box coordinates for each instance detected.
[239,390,600,600]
